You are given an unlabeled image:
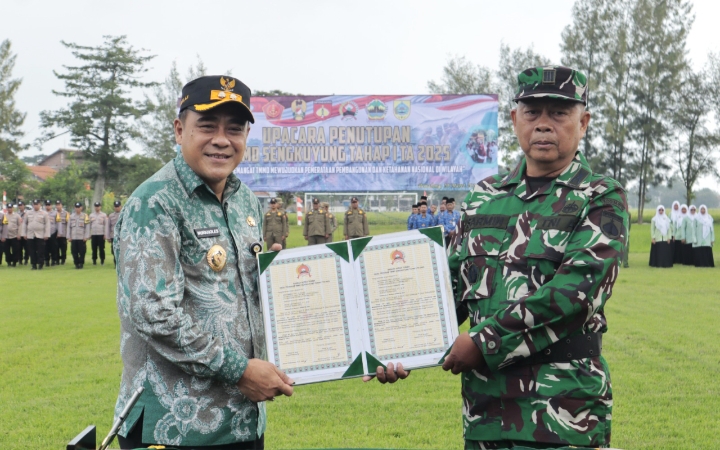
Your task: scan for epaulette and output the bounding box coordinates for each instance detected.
[346,211,352,215]
[319,209,325,213]
[308,211,313,215]
[359,210,364,215]
[266,212,271,216]
[277,212,282,216]
[328,214,333,218]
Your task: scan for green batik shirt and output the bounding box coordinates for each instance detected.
[448,152,628,447]
[113,155,267,446]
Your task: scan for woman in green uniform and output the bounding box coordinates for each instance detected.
[650,205,673,267]
[693,204,715,267]
[683,205,698,265]
[671,201,685,264]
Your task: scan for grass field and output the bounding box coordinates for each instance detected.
[1,220,719,449]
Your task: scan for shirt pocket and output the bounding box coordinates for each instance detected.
[459,227,506,300]
[523,216,578,287]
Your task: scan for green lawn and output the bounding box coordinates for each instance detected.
[1,221,719,449]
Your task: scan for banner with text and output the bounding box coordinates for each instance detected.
[236,95,498,191]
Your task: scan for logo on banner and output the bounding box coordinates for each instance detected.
[340,101,359,120]
[262,100,284,119]
[390,249,406,265]
[291,99,307,121]
[314,101,332,119]
[366,99,387,120]
[296,264,312,278]
[393,100,411,120]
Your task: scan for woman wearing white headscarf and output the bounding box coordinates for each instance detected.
[693,205,715,267]
[650,205,673,267]
[683,205,698,265]
[673,204,689,264]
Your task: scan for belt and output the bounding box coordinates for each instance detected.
[518,332,602,366]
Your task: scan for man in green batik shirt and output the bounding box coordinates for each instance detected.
[441,66,628,449]
[113,75,294,450]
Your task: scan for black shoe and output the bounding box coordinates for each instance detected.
[80,264,84,269]
[101,261,104,266]
[93,261,97,265]
[61,260,66,265]
[39,264,44,270]
[31,264,37,270]
[24,260,28,265]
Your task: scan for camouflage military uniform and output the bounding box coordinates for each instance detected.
[263,209,289,250]
[448,151,628,448]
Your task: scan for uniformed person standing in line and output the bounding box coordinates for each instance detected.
[323,202,338,242]
[303,197,330,245]
[54,200,71,265]
[90,201,109,265]
[413,203,435,229]
[69,202,91,269]
[17,200,28,264]
[407,204,419,230]
[106,200,122,267]
[43,200,59,266]
[2,203,23,266]
[437,197,461,248]
[0,206,5,266]
[441,66,628,449]
[343,197,369,240]
[262,198,289,251]
[21,199,51,270]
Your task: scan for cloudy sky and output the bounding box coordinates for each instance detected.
[3,0,719,184]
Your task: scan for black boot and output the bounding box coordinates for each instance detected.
[31,264,37,270]
[38,263,44,270]
[93,260,97,265]
[61,259,66,265]
[24,259,29,265]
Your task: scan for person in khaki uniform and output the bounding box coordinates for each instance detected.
[43,200,59,266]
[262,198,289,251]
[69,202,91,269]
[21,199,51,270]
[54,200,71,265]
[89,201,108,265]
[323,202,338,242]
[106,200,122,267]
[303,197,330,245]
[17,200,28,264]
[2,203,23,266]
[0,208,5,266]
[343,196,370,240]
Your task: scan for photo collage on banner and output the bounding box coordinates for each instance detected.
[237,95,499,191]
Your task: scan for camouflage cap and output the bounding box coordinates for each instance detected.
[514,66,588,105]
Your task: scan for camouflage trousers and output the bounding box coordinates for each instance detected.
[465,440,610,450]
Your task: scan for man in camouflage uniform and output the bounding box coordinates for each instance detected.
[106,200,122,267]
[2,203,23,266]
[343,197,370,240]
[69,202,91,269]
[262,198,289,251]
[303,197,330,245]
[90,201,109,265]
[441,66,628,449]
[43,200,59,266]
[55,200,71,265]
[21,199,51,270]
[323,202,338,242]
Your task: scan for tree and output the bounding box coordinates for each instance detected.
[628,0,692,223]
[561,0,624,169]
[495,44,551,166]
[427,55,495,94]
[0,39,26,161]
[138,59,207,163]
[35,162,88,204]
[109,154,163,197]
[672,68,720,204]
[40,35,156,204]
[0,157,33,202]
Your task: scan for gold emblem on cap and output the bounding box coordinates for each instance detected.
[207,245,227,272]
[247,216,256,227]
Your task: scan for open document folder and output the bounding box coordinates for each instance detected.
[257,226,459,385]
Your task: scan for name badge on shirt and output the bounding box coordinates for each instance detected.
[194,227,220,238]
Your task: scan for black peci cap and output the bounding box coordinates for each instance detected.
[113,200,122,207]
[312,198,319,203]
[270,198,277,204]
[179,76,255,123]
[74,202,82,208]
[44,199,51,205]
[32,199,40,205]
[448,198,455,203]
